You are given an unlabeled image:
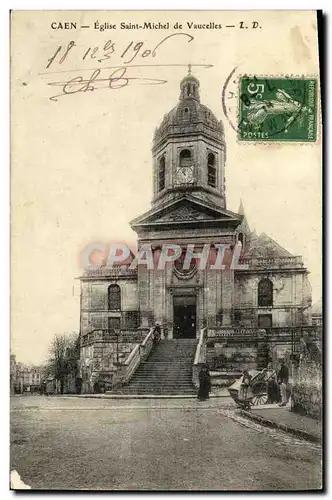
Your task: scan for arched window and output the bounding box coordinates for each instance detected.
[180,149,192,168]
[158,156,165,192]
[108,284,121,311]
[238,232,244,246]
[207,152,217,187]
[258,279,273,307]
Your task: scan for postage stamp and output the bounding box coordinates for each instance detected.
[238,77,317,142]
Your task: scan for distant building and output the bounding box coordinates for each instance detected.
[14,364,44,393]
[10,354,16,394]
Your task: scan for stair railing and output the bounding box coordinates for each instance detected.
[112,326,156,388]
[140,327,155,361]
[192,327,208,389]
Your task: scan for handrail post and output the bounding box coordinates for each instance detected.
[111,326,156,389]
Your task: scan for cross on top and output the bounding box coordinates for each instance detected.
[188,64,192,75]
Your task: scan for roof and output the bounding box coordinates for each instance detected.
[245,232,293,259]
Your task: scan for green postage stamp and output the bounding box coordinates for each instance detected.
[238,77,317,142]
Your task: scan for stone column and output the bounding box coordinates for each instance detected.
[206,268,218,328]
[222,267,234,326]
[137,266,153,327]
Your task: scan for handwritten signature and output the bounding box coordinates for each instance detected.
[47,66,167,101]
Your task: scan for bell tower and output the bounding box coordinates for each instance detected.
[151,68,227,209]
[130,70,242,334]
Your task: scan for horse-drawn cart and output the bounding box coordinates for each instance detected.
[228,368,277,409]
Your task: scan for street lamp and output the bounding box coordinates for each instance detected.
[115,329,120,366]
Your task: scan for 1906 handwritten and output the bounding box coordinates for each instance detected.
[42,33,211,102]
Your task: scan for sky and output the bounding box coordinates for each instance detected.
[11,10,322,365]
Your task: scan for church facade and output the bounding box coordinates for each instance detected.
[79,71,312,391]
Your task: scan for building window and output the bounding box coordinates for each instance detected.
[108,284,121,311]
[207,152,217,187]
[180,149,192,168]
[258,314,272,328]
[258,279,273,307]
[108,317,121,331]
[158,156,165,192]
[238,232,244,246]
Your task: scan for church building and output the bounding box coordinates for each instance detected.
[79,70,312,391]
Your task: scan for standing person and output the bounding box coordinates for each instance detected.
[277,359,289,406]
[197,365,211,401]
[163,322,168,340]
[267,369,279,404]
[153,323,161,344]
[240,369,252,401]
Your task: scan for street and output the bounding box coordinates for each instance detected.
[11,395,322,491]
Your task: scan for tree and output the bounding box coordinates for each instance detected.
[47,332,79,394]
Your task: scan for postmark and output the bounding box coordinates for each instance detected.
[237,76,317,142]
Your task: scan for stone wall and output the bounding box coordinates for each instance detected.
[292,346,322,420]
[80,340,141,393]
[206,341,258,372]
[205,335,299,383]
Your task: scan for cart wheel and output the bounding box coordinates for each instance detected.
[251,394,268,406]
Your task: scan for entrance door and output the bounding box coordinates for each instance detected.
[173,296,196,338]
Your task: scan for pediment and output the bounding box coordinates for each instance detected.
[130,195,242,231]
[155,205,216,223]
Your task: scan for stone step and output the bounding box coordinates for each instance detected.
[135,366,192,372]
[132,377,193,382]
[116,391,197,394]
[112,338,198,395]
[121,386,195,391]
[141,365,193,369]
[132,374,192,377]
[115,387,196,393]
[133,376,192,381]
[132,376,193,382]
[135,364,192,369]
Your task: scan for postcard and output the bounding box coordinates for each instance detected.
[10,10,322,491]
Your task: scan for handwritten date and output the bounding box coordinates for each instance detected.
[46,32,194,68]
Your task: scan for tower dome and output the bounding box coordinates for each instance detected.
[153,68,225,148]
[152,69,227,209]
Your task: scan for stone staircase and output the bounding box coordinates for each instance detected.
[112,339,198,395]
